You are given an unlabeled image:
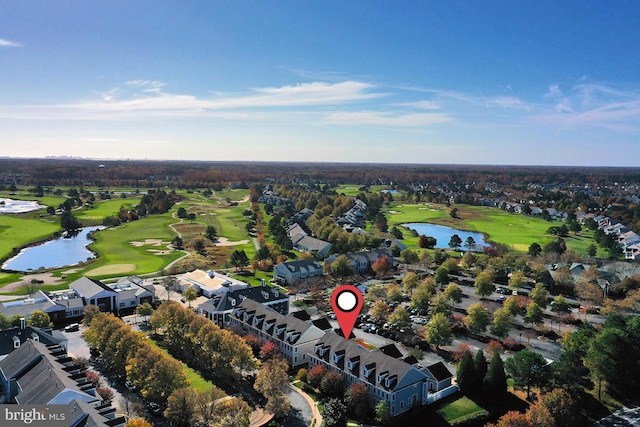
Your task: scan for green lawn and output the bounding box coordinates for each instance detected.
[147,336,216,393]
[385,203,599,255]
[82,212,183,279]
[75,197,142,222]
[0,215,61,259]
[436,396,488,425]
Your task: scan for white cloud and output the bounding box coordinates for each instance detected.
[394,100,441,110]
[324,111,452,127]
[0,38,21,47]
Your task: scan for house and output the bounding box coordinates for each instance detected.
[0,339,125,426]
[177,270,249,297]
[0,290,69,323]
[0,319,67,360]
[273,259,324,286]
[308,331,456,417]
[229,299,325,369]
[618,231,640,248]
[325,249,394,274]
[69,277,119,313]
[198,285,290,328]
[294,236,332,258]
[110,276,155,313]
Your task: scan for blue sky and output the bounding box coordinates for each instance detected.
[1,1,639,166]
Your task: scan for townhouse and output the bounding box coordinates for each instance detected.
[198,285,290,328]
[273,259,324,286]
[0,339,125,426]
[308,332,455,417]
[229,299,325,369]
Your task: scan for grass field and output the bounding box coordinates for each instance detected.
[148,336,215,393]
[83,212,183,280]
[75,197,142,222]
[0,215,60,259]
[436,396,488,424]
[385,202,599,255]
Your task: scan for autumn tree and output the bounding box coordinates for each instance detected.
[403,271,419,295]
[490,308,512,341]
[164,387,196,427]
[465,303,490,334]
[530,283,549,309]
[345,383,370,419]
[330,255,354,278]
[424,312,452,349]
[28,310,52,328]
[540,388,581,427]
[320,370,344,398]
[182,286,197,308]
[524,302,544,326]
[372,256,392,277]
[443,283,463,308]
[259,341,280,361]
[434,266,450,290]
[370,300,390,324]
[126,419,153,427]
[474,270,495,298]
[215,397,252,427]
[307,364,327,389]
[254,358,291,418]
[388,306,411,329]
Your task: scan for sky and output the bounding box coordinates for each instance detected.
[1,1,640,166]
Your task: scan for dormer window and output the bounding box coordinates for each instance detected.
[377,371,388,386]
[12,336,20,349]
[288,332,301,343]
[361,363,375,379]
[261,291,269,300]
[331,351,344,364]
[385,375,397,389]
[230,298,236,307]
[346,356,359,372]
[273,289,279,297]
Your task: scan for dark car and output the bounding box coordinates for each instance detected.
[64,323,80,332]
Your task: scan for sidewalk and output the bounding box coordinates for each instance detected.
[290,382,323,427]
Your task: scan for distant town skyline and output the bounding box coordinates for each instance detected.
[1,1,639,166]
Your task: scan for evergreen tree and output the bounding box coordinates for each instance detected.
[474,350,488,385]
[456,350,480,395]
[483,353,507,398]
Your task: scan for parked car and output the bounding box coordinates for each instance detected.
[125,380,136,391]
[148,402,162,416]
[497,295,507,302]
[64,323,80,332]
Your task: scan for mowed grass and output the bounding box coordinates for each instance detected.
[75,197,142,222]
[436,396,488,424]
[147,336,215,393]
[83,213,183,279]
[0,215,61,259]
[385,203,598,255]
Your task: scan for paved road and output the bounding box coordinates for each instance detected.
[283,386,313,427]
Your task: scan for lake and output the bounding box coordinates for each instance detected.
[402,223,489,250]
[2,226,103,271]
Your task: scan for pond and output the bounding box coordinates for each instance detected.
[402,223,490,251]
[2,226,103,271]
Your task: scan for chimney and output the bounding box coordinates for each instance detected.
[20,317,26,330]
[261,279,266,287]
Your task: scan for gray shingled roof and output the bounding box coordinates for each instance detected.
[70,277,116,299]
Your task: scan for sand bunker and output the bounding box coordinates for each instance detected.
[85,264,137,276]
[148,249,172,255]
[216,237,249,246]
[129,239,168,247]
[1,272,65,293]
[388,210,401,214]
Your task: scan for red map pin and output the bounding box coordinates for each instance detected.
[331,284,363,340]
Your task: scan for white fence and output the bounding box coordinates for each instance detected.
[425,385,459,404]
